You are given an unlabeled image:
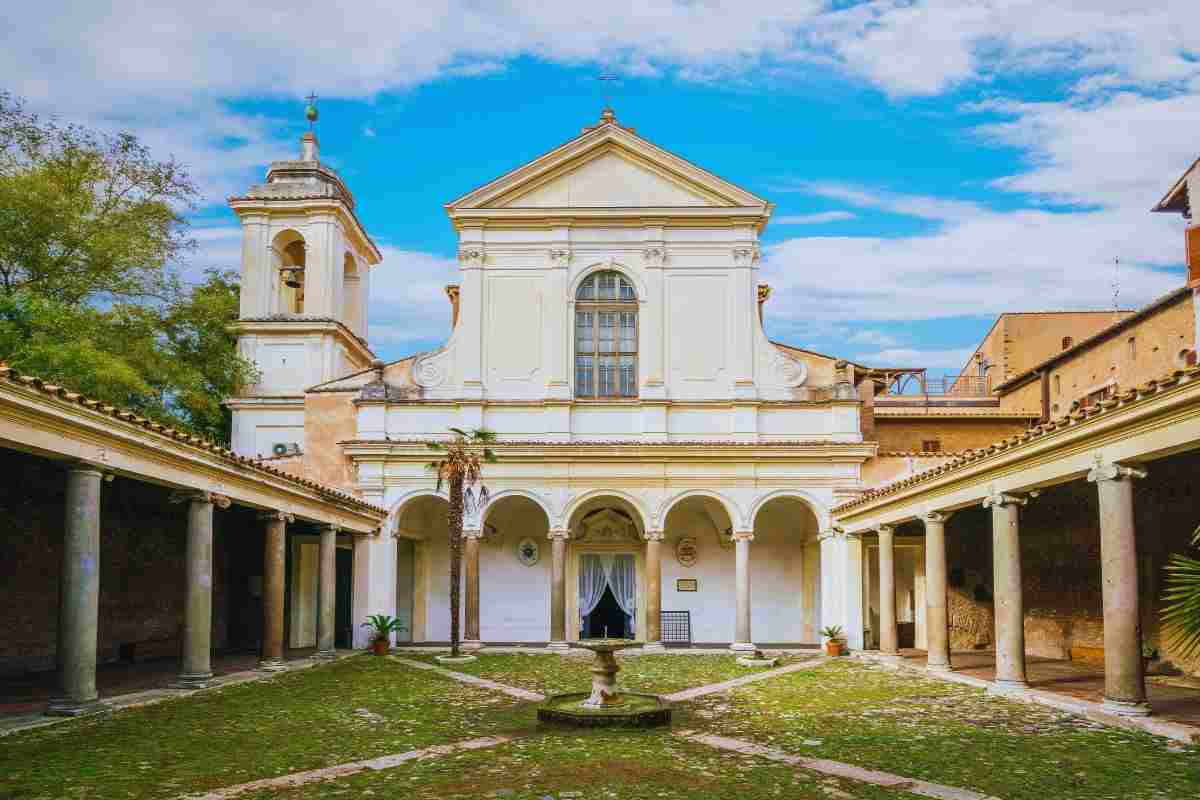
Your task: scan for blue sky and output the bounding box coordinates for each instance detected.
[5,2,1197,372]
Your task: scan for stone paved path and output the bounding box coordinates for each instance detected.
[676,731,1002,800]
[184,735,512,799]
[391,656,546,701]
[662,657,826,701]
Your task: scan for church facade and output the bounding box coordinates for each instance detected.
[228,109,879,653]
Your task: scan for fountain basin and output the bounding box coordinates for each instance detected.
[537,691,671,727]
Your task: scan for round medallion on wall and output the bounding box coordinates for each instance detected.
[516,537,540,567]
[675,536,698,568]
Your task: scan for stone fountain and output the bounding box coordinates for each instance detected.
[537,639,671,727]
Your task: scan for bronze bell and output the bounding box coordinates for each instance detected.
[282,267,304,288]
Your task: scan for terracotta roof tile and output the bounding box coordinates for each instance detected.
[0,364,384,517]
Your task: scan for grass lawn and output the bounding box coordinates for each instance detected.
[1,654,1197,800]
[0,655,530,800]
[687,660,1200,800]
[400,650,809,695]
[236,727,909,800]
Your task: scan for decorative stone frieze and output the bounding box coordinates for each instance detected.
[458,246,485,268]
[642,247,666,267]
[548,248,571,268]
[732,245,760,267]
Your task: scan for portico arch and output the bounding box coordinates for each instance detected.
[657,489,744,531]
[750,492,823,645]
[388,491,450,645]
[563,489,650,534]
[748,489,829,532]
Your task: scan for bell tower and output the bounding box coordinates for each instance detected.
[227,100,382,458]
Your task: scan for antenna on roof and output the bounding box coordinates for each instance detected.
[1112,255,1120,310]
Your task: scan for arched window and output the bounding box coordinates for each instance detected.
[575,270,637,397]
[272,230,306,314]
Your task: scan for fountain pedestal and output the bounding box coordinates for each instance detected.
[537,639,671,727]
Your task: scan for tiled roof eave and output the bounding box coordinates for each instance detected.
[0,365,385,518]
[833,364,1200,515]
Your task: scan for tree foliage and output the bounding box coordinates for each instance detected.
[0,93,255,442]
[428,428,497,657]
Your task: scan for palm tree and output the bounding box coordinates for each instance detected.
[428,427,497,657]
[1161,524,1200,662]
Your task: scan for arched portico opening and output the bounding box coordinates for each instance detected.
[751,495,822,645]
[478,494,551,643]
[565,494,648,643]
[662,494,736,645]
[393,493,449,644]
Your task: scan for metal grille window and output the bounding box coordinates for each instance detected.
[575,271,637,398]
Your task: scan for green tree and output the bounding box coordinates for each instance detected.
[428,428,497,657]
[0,92,195,304]
[1161,525,1200,662]
[0,93,255,443]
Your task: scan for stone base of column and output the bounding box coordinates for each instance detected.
[170,671,214,690]
[987,678,1030,696]
[257,658,287,673]
[46,696,105,717]
[925,659,954,673]
[314,649,338,661]
[460,640,484,652]
[1103,697,1152,717]
[729,642,758,654]
[547,641,571,653]
[641,641,667,654]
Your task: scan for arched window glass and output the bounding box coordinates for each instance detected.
[575,270,637,397]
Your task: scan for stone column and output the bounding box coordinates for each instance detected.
[876,524,898,656]
[259,511,292,671]
[48,464,105,716]
[922,511,952,671]
[172,492,230,688]
[462,529,483,652]
[643,530,665,653]
[983,492,1031,690]
[1089,462,1151,715]
[547,528,570,651]
[316,523,339,659]
[730,530,757,654]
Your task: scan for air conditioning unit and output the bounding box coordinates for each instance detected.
[271,442,301,457]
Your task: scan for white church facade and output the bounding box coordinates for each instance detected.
[228,109,883,654]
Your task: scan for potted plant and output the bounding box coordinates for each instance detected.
[362,614,405,656]
[1142,643,1159,675]
[821,625,846,657]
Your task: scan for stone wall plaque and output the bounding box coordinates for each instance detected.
[516,537,540,567]
[675,536,698,567]
[676,578,698,592]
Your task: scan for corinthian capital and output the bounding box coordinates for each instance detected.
[171,490,232,509]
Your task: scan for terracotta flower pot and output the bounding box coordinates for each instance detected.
[372,638,390,656]
[825,641,844,657]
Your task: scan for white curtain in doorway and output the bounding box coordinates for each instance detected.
[608,554,637,637]
[578,554,610,631]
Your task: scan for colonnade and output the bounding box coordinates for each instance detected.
[48,463,344,716]
[457,523,763,654]
[866,461,1149,716]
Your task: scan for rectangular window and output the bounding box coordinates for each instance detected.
[598,356,617,396]
[921,440,942,453]
[575,355,593,396]
[1128,337,1136,361]
[619,356,636,395]
[618,312,636,352]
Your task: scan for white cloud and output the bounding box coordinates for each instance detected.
[846,329,899,347]
[773,210,857,225]
[853,347,975,371]
[366,248,459,358]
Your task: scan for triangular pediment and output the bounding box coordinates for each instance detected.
[446,117,770,213]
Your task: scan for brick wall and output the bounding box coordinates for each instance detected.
[943,448,1200,675]
[0,449,261,676]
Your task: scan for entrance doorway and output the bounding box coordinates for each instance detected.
[585,586,628,639]
[578,553,636,639]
